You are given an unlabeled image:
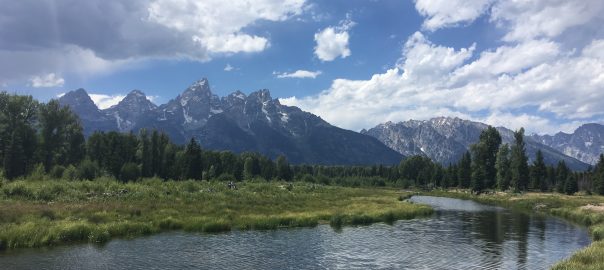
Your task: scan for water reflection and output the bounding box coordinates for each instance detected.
[0,196,591,270]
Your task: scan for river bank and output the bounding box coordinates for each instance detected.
[0,179,432,250]
[422,190,604,270]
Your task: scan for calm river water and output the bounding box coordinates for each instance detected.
[0,196,591,269]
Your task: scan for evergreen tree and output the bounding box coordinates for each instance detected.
[3,130,25,179]
[564,174,578,195]
[38,100,84,171]
[183,138,202,180]
[458,151,472,188]
[139,129,152,177]
[119,162,140,182]
[495,144,511,190]
[556,161,570,193]
[243,156,255,180]
[546,166,556,192]
[276,155,292,181]
[1,95,38,178]
[530,150,547,191]
[594,154,604,195]
[151,130,161,176]
[510,128,529,192]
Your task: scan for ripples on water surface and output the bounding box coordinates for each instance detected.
[0,196,591,269]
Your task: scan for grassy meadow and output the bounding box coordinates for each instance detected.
[422,190,604,270]
[0,178,432,250]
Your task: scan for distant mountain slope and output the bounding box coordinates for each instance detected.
[58,89,116,136]
[362,117,590,170]
[532,123,604,165]
[58,79,403,165]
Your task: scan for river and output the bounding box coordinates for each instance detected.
[0,196,591,269]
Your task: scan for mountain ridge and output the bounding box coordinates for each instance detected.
[58,79,403,166]
[362,117,592,170]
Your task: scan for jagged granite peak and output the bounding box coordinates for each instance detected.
[532,123,604,165]
[105,89,157,131]
[363,117,589,170]
[61,78,403,165]
[58,88,117,136]
[155,78,223,131]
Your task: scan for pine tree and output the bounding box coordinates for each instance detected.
[530,150,547,191]
[3,130,25,179]
[458,151,472,188]
[244,156,255,180]
[564,174,578,195]
[594,154,604,195]
[276,155,292,181]
[510,128,529,192]
[469,126,502,193]
[556,161,569,193]
[495,144,511,190]
[183,138,202,180]
[139,129,152,177]
[151,130,161,176]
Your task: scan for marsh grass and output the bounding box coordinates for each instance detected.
[424,190,604,269]
[0,179,432,250]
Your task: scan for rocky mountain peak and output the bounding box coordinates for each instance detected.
[60,88,96,108]
[363,116,590,170]
[247,89,273,103]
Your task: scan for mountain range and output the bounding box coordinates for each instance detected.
[361,117,597,171]
[58,79,403,166]
[58,78,603,169]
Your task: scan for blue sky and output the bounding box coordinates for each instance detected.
[1,0,604,134]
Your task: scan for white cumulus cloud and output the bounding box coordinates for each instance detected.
[314,18,355,61]
[415,0,493,31]
[490,0,604,42]
[275,70,322,79]
[29,73,65,88]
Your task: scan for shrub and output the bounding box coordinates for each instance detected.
[216,174,236,182]
[76,160,99,180]
[119,163,140,183]
[49,165,66,179]
[63,165,77,181]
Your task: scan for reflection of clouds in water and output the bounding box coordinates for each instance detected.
[0,197,591,270]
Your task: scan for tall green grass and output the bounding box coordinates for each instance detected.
[0,178,432,250]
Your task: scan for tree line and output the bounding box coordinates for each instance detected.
[1,92,603,195]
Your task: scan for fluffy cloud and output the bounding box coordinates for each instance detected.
[280,1,604,134]
[29,73,65,88]
[314,18,355,61]
[89,94,126,110]
[283,31,604,134]
[224,64,235,72]
[414,0,493,31]
[148,0,306,54]
[275,70,322,79]
[0,0,306,84]
[490,0,604,42]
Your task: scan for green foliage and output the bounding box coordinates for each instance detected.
[49,165,66,179]
[510,128,529,192]
[276,155,292,181]
[595,154,604,195]
[530,150,547,191]
[565,174,579,195]
[183,138,202,180]
[458,151,472,188]
[470,126,502,193]
[119,163,141,183]
[76,159,100,180]
[0,180,430,250]
[495,144,511,190]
